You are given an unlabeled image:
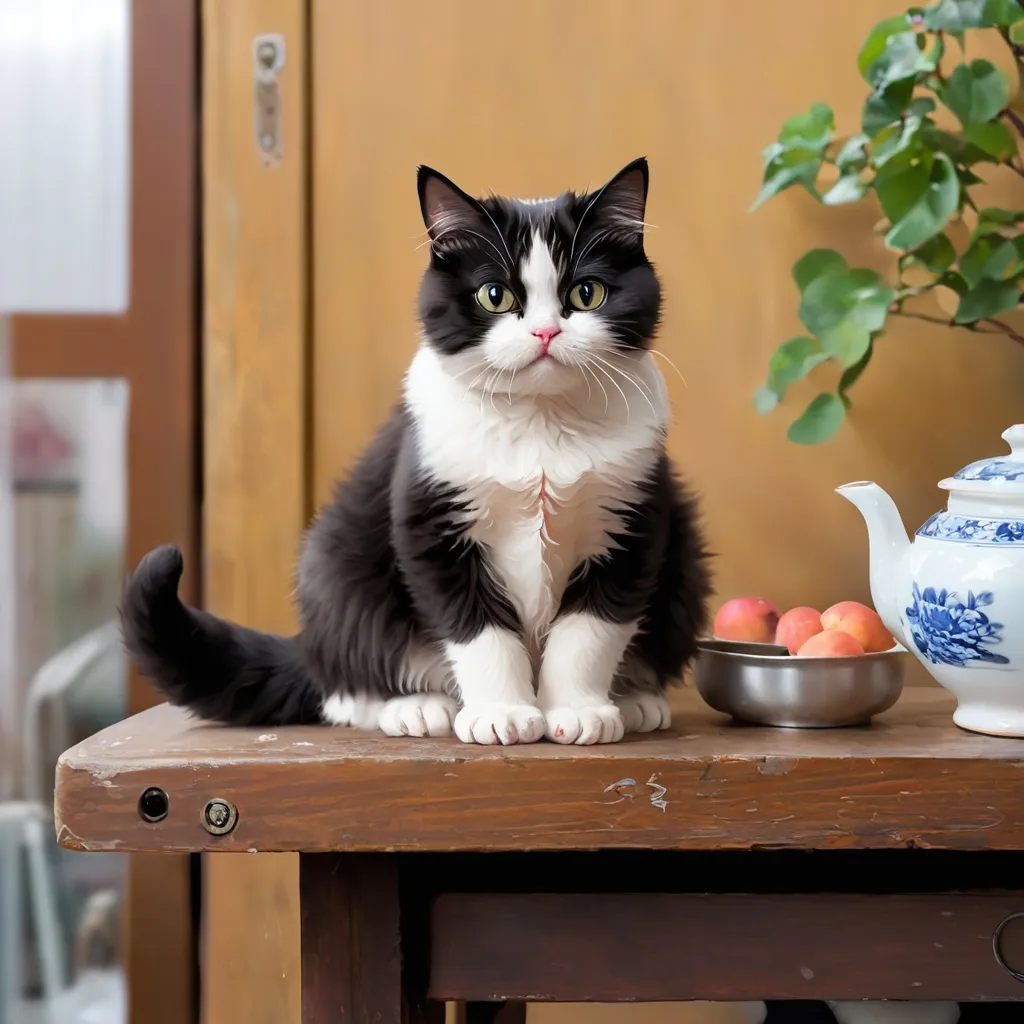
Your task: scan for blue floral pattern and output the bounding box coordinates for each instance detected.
[905,585,1009,667]
[918,512,1024,544]
[954,459,1024,482]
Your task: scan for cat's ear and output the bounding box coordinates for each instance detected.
[582,157,649,237]
[417,166,489,242]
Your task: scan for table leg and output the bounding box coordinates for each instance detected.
[300,853,442,1024]
[462,1002,527,1024]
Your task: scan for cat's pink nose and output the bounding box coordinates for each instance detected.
[532,325,562,352]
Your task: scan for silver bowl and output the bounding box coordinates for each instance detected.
[693,639,906,728]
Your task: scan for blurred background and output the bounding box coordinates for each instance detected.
[0,0,1020,1023]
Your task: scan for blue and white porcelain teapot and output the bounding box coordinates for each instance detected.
[838,425,1024,737]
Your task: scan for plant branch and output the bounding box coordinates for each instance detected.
[892,310,1024,347]
[981,317,1024,346]
[1002,107,1024,138]
[1006,159,1024,180]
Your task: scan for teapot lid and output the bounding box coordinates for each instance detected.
[939,425,1024,493]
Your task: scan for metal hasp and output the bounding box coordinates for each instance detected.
[253,32,285,164]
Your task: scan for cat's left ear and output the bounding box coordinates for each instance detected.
[417,166,489,242]
[583,157,649,237]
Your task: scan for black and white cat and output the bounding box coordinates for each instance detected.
[121,158,711,746]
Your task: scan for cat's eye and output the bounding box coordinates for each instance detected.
[568,280,607,311]
[476,282,518,314]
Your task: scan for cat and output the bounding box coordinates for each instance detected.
[121,157,712,745]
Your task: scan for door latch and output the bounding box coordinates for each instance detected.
[253,33,285,165]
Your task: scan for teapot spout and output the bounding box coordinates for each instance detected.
[835,481,912,649]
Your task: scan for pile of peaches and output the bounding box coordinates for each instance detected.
[713,597,895,657]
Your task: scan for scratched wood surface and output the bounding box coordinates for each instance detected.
[55,690,1024,853]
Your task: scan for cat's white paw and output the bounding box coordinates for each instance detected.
[454,704,545,745]
[544,705,624,745]
[616,693,671,734]
[378,694,457,737]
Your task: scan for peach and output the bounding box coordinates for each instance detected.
[820,600,893,653]
[775,606,824,655]
[796,629,865,658]
[713,597,781,644]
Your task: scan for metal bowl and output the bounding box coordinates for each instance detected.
[693,639,906,728]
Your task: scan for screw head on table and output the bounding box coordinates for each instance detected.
[202,797,238,836]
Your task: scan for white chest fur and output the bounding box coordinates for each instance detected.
[405,345,669,650]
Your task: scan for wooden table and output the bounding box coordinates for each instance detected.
[55,689,1024,1020]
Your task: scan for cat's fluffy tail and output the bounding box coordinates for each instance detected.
[120,545,326,726]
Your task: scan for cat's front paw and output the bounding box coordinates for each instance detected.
[378,694,457,737]
[454,704,546,745]
[615,693,671,734]
[544,705,624,745]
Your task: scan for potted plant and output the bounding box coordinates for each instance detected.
[753,0,1024,444]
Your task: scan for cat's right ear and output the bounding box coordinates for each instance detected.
[417,166,488,242]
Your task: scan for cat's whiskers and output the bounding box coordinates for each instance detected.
[430,225,511,272]
[573,357,608,413]
[648,348,688,389]
[584,356,631,422]
[589,352,658,419]
[461,365,494,403]
[506,364,519,405]
[479,368,502,417]
[450,360,488,382]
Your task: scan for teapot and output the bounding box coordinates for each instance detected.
[838,424,1024,737]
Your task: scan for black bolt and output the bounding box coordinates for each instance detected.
[138,787,169,823]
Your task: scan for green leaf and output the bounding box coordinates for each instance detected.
[754,386,779,415]
[779,103,835,151]
[787,393,846,444]
[792,249,847,291]
[974,207,1024,239]
[954,276,1023,321]
[751,147,823,209]
[858,15,914,80]
[910,97,938,117]
[924,0,990,30]
[871,115,925,168]
[762,335,831,404]
[862,79,915,135]
[822,174,868,205]
[884,152,960,250]
[866,32,937,91]
[960,235,1024,283]
[938,269,970,294]
[910,233,957,270]
[799,268,894,367]
[923,125,991,165]
[835,133,871,171]
[939,60,1011,126]
[963,121,1016,160]
[984,0,1024,23]
[876,149,933,224]
[751,105,836,210]
[839,341,875,395]
[1011,17,1024,39]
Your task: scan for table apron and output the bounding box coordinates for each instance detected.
[427,892,1024,1002]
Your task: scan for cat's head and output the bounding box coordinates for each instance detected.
[416,158,661,398]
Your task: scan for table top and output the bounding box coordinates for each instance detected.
[55,689,1024,854]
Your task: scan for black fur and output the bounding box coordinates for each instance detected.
[120,158,712,731]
